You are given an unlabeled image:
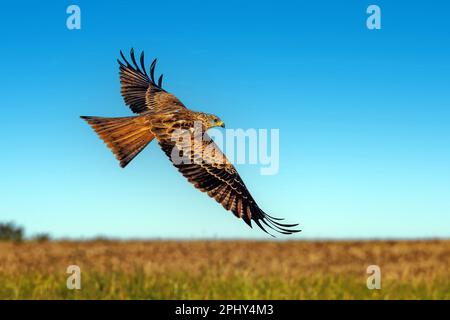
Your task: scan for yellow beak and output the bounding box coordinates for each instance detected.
[217,121,225,128]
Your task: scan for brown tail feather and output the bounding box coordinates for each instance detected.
[81,115,154,168]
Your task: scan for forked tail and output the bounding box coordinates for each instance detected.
[81,115,154,168]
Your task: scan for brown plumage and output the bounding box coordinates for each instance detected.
[81,49,300,236]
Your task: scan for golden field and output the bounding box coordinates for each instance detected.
[0,240,449,299]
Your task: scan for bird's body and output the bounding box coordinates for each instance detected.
[81,49,300,236]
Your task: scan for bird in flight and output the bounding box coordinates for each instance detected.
[81,49,300,236]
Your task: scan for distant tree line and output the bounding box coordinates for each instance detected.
[0,222,51,242]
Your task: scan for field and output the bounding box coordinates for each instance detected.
[0,240,449,299]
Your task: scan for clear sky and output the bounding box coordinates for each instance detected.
[1,1,449,239]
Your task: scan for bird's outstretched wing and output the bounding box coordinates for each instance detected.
[118,49,185,114]
[159,133,301,236]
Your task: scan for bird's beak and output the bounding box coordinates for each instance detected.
[217,121,225,128]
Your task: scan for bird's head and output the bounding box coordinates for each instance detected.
[196,112,225,130]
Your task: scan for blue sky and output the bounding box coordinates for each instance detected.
[0,1,449,239]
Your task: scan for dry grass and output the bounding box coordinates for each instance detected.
[0,240,449,299]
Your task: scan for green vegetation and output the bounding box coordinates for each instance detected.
[0,240,449,299]
[0,222,24,242]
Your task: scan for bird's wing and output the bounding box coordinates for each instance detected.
[118,49,186,114]
[158,132,300,236]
